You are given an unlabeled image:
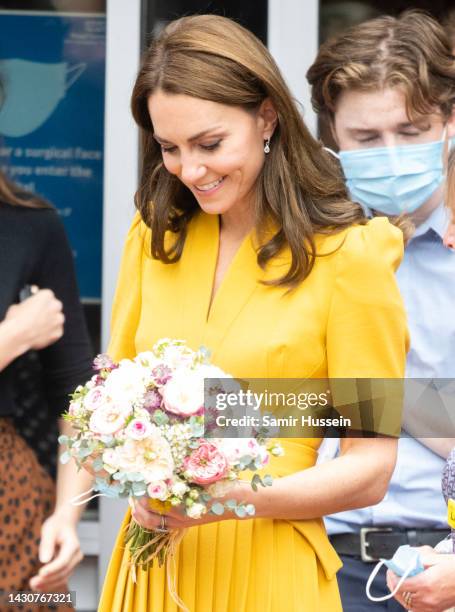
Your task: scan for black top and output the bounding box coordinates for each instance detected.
[0,201,93,418]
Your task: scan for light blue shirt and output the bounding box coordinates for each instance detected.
[321,203,455,534]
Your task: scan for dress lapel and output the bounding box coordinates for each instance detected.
[180,212,260,359]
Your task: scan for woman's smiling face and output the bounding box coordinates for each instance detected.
[148,90,274,218]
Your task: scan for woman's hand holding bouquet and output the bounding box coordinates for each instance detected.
[59,339,283,574]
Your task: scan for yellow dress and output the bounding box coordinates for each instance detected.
[99,212,408,612]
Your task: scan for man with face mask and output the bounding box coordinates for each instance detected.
[307,10,455,611]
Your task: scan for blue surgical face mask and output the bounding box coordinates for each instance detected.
[366,545,425,603]
[0,59,86,138]
[327,130,454,216]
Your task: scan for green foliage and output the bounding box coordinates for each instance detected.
[211,502,225,515]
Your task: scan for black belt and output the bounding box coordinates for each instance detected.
[330,528,449,562]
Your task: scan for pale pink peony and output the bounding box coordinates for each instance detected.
[116,427,174,483]
[84,386,108,411]
[103,360,149,404]
[161,369,204,416]
[89,403,131,435]
[184,441,228,485]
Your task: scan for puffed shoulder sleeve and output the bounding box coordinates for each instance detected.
[108,212,149,361]
[327,217,409,378]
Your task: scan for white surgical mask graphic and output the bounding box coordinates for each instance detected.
[0,59,86,138]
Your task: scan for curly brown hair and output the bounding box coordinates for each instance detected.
[307,10,455,126]
[131,14,368,288]
[443,10,455,51]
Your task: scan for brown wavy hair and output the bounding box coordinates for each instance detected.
[307,10,455,125]
[444,10,455,50]
[131,14,368,288]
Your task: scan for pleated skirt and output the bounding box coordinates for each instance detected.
[99,508,342,612]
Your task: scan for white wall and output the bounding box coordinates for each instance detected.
[268,0,319,135]
[99,0,141,590]
[101,0,141,351]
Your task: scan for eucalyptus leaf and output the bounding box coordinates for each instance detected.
[132,482,147,496]
[234,505,247,518]
[127,472,145,482]
[92,457,104,472]
[239,454,253,465]
[59,451,71,465]
[211,502,225,516]
[225,499,237,510]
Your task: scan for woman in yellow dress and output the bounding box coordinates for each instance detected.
[99,14,409,612]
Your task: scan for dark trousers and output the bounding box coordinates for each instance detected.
[337,554,406,611]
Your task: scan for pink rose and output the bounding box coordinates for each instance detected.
[147,481,169,501]
[184,441,228,485]
[125,418,152,440]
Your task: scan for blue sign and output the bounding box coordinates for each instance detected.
[0,11,106,300]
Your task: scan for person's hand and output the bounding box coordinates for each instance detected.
[387,547,455,611]
[29,511,83,592]
[131,481,250,530]
[5,289,64,350]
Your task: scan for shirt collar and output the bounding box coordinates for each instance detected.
[411,202,449,241]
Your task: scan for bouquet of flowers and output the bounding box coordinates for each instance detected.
[59,338,283,575]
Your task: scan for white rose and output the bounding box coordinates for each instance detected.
[186,502,207,520]
[134,351,160,369]
[162,369,204,416]
[84,386,108,411]
[170,481,189,497]
[89,403,131,436]
[104,360,149,404]
[161,343,194,369]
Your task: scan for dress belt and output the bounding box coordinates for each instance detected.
[330,528,449,562]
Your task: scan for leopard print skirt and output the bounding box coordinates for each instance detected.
[0,418,73,611]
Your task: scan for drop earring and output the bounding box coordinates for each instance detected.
[264,138,270,154]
